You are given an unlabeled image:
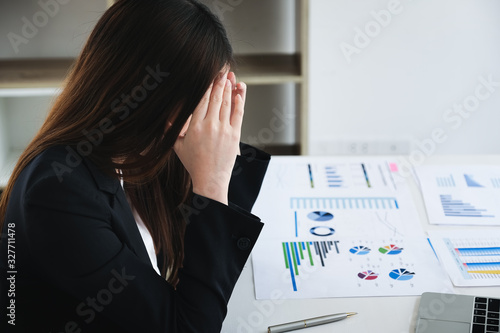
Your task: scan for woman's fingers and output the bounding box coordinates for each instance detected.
[173,70,247,205]
[206,71,228,121]
[237,82,247,105]
[191,83,213,123]
[183,72,245,132]
[231,82,246,126]
[228,71,237,91]
[230,92,245,132]
[219,78,233,124]
[231,81,246,117]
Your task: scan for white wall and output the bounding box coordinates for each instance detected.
[4,96,54,150]
[309,0,500,155]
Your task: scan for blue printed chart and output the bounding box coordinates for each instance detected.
[428,229,500,287]
[252,157,452,299]
[417,166,500,225]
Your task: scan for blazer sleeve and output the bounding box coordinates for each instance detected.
[228,143,271,212]
[23,164,265,332]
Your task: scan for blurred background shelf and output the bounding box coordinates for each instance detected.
[0,54,303,89]
[234,54,302,85]
[0,0,309,190]
[0,58,74,89]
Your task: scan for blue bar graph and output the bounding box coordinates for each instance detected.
[436,174,456,187]
[456,247,500,256]
[290,197,399,210]
[444,238,500,279]
[282,241,339,292]
[325,166,343,188]
[440,194,495,218]
[284,243,297,291]
[462,262,500,275]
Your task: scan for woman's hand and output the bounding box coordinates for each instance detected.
[174,71,247,205]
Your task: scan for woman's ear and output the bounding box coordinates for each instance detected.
[165,116,192,138]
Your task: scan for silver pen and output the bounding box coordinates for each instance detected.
[268,312,357,333]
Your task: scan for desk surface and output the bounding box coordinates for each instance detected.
[222,155,500,333]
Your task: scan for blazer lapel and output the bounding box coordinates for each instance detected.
[82,157,152,269]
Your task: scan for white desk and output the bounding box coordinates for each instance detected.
[222,155,500,333]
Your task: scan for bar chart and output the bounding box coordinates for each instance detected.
[324,165,344,188]
[417,165,500,225]
[444,237,500,280]
[436,174,456,187]
[290,197,399,210]
[282,241,339,291]
[440,194,495,218]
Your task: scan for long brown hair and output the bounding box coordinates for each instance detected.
[0,0,234,285]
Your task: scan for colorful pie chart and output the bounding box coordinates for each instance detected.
[389,268,415,281]
[379,244,403,255]
[358,270,379,280]
[349,246,371,255]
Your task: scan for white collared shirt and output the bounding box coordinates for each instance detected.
[119,176,161,276]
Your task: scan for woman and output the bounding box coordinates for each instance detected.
[0,0,269,332]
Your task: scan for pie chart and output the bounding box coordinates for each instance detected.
[307,211,334,222]
[389,268,415,281]
[309,226,335,236]
[378,244,403,255]
[349,246,371,255]
[358,270,379,280]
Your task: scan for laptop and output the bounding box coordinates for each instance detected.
[416,292,500,333]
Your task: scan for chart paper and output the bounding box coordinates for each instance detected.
[428,229,500,287]
[416,165,500,225]
[252,157,451,299]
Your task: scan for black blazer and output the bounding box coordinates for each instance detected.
[0,143,269,332]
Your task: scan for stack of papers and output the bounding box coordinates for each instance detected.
[416,165,500,287]
[251,157,452,299]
